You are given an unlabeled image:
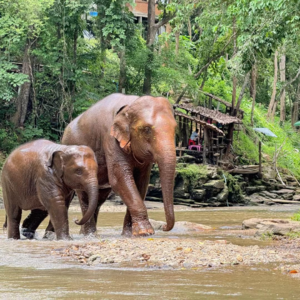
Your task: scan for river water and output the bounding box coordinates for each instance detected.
[0,204,300,299]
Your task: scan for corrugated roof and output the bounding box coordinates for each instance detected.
[174,104,242,125]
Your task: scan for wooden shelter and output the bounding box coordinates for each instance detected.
[173,94,243,165]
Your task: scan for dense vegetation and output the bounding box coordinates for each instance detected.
[0,0,299,176]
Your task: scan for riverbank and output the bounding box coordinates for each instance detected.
[49,202,300,276]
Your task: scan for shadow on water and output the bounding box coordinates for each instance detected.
[0,205,300,299]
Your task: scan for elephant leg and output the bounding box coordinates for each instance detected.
[108,163,153,237]
[78,188,111,236]
[21,209,48,239]
[122,165,153,236]
[43,191,74,240]
[7,206,22,239]
[47,201,70,240]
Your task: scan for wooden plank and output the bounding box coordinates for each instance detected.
[271,199,300,204]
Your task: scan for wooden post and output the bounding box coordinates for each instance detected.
[258,141,262,178]
[203,127,208,164]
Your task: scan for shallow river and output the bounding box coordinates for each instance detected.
[1,204,300,299]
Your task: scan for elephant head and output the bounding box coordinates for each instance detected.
[111,96,177,231]
[47,146,98,226]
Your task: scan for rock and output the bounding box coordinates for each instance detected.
[88,254,102,262]
[217,187,229,202]
[191,189,206,201]
[174,188,190,199]
[203,180,225,190]
[293,195,300,201]
[284,175,295,182]
[248,193,266,204]
[242,218,262,229]
[206,167,220,180]
[175,221,212,232]
[283,193,294,200]
[149,220,212,232]
[190,203,208,208]
[264,199,275,205]
[147,184,162,198]
[260,191,277,199]
[243,218,300,236]
[177,155,196,163]
[270,189,295,195]
[262,166,277,181]
[174,198,195,205]
[145,196,163,202]
[245,186,266,195]
[149,219,165,230]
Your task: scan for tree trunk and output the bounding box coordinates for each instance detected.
[175,30,180,56]
[267,50,278,120]
[235,71,250,113]
[292,101,299,128]
[279,53,286,123]
[11,42,31,127]
[231,18,237,115]
[188,18,192,41]
[250,64,257,126]
[142,0,175,94]
[118,48,126,92]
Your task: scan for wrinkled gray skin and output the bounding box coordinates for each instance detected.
[1,139,98,240]
[44,93,177,237]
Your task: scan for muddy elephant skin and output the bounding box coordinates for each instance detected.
[60,93,177,237]
[1,139,98,240]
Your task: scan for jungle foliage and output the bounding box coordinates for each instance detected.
[0,0,299,175]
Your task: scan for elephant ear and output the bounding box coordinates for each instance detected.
[110,105,131,154]
[46,151,64,178]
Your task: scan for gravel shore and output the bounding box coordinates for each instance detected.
[52,233,300,271]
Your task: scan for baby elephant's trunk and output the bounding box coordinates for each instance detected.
[75,180,99,226]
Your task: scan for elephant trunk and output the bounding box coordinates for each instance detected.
[75,179,99,226]
[156,144,176,231]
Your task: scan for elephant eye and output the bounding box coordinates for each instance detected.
[75,168,83,175]
[144,126,151,134]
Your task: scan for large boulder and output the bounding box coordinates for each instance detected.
[242,218,300,236]
[191,189,206,201]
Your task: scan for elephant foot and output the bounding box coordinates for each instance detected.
[21,228,36,240]
[80,225,97,236]
[56,234,73,241]
[132,220,155,237]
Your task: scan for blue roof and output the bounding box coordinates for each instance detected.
[253,128,277,137]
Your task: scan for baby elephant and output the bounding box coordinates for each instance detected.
[1,139,98,240]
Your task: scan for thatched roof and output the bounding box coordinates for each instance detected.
[174,111,224,135]
[174,103,242,125]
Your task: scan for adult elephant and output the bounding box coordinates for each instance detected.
[48,93,177,237]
